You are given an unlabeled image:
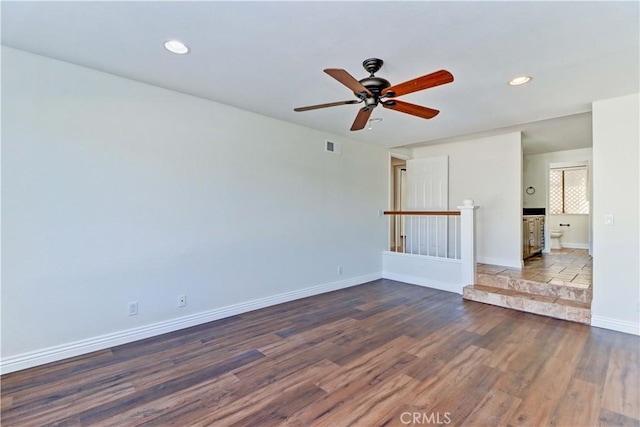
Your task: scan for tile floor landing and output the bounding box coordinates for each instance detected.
[463,249,592,324]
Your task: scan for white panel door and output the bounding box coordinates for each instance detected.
[405,156,450,256]
[406,156,449,210]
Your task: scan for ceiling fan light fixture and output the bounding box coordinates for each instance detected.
[509,76,532,86]
[164,40,189,55]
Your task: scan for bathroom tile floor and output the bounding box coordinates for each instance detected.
[477,248,592,289]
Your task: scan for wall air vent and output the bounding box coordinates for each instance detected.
[325,140,342,155]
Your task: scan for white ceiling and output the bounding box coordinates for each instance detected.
[2,1,638,153]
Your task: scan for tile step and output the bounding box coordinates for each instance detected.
[463,284,590,324]
[476,272,592,303]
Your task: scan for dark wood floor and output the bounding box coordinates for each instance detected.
[2,280,639,426]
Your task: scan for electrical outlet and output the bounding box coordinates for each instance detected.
[178,294,186,307]
[128,301,138,316]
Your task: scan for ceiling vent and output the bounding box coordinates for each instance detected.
[325,140,342,155]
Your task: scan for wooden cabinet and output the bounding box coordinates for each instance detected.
[523,216,545,259]
[523,218,531,259]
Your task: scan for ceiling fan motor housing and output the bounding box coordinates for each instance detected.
[358,58,391,103]
[358,76,391,110]
[357,76,391,96]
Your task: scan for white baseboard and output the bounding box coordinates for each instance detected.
[382,272,462,295]
[1,272,382,374]
[560,242,590,249]
[591,316,640,336]
[476,256,522,269]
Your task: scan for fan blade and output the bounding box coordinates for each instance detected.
[325,69,372,96]
[383,100,440,119]
[350,107,373,131]
[294,100,361,112]
[382,69,453,98]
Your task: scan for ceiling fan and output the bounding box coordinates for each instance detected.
[294,58,454,131]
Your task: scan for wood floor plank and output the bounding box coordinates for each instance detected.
[481,318,536,372]
[233,342,337,389]
[3,380,136,427]
[404,318,479,358]
[549,321,591,362]
[459,389,521,426]
[97,372,240,427]
[228,381,326,427]
[508,334,586,427]
[285,372,370,425]
[599,408,640,427]
[550,378,601,427]
[464,309,508,335]
[0,349,115,395]
[187,359,333,426]
[409,345,493,408]
[285,342,416,424]
[0,395,13,411]
[257,318,361,358]
[311,373,420,427]
[316,335,416,394]
[574,331,614,385]
[492,326,558,397]
[402,329,481,383]
[602,347,640,419]
[2,355,178,425]
[1,280,638,426]
[76,349,264,426]
[421,364,503,426]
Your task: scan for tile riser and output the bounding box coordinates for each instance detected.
[476,273,592,303]
[463,286,591,325]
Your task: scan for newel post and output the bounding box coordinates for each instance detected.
[458,199,479,286]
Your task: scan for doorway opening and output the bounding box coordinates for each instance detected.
[547,160,591,256]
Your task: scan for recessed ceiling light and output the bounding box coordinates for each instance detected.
[509,76,532,86]
[164,40,189,55]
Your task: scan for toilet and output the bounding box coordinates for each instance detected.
[550,229,563,249]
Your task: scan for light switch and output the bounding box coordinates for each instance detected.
[604,214,615,226]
